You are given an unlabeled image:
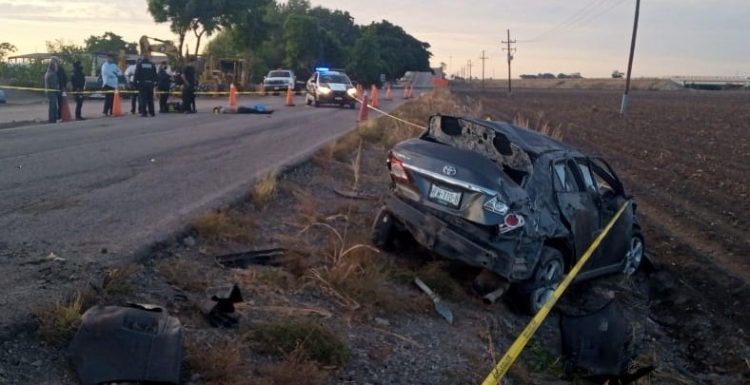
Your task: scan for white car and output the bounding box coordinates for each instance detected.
[263,69,297,92]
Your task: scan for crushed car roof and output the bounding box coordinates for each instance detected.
[459,116,577,157]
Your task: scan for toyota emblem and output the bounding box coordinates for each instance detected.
[442,165,457,176]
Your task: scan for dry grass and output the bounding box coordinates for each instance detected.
[513,112,564,140]
[252,170,278,208]
[100,263,141,299]
[186,335,244,385]
[36,290,85,346]
[349,139,363,190]
[159,259,209,292]
[295,223,419,314]
[244,319,350,366]
[191,209,256,243]
[254,347,330,385]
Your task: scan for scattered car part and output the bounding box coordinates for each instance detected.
[374,113,645,315]
[215,248,286,269]
[333,188,378,200]
[69,303,184,385]
[560,300,637,379]
[200,284,243,328]
[414,277,454,324]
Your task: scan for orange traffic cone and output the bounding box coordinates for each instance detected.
[285,83,295,106]
[259,82,266,96]
[112,87,122,117]
[229,83,238,108]
[402,84,410,99]
[370,84,379,108]
[60,92,72,122]
[407,84,415,99]
[356,84,363,100]
[357,92,369,122]
[385,83,392,101]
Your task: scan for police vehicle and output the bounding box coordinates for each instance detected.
[305,68,357,108]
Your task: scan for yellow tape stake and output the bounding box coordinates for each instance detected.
[480,200,631,385]
[351,96,427,131]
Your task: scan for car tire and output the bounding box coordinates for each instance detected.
[306,95,312,106]
[371,207,397,252]
[516,247,565,315]
[350,102,357,109]
[622,228,644,276]
[314,97,320,108]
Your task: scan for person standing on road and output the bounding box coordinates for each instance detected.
[181,62,196,113]
[100,54,122,116]
[71,60,86,120]
[51,57,67,122]
[134,55,157,117]
[157,61,171,113]
[124,60,142,115]
[44,60,59,124]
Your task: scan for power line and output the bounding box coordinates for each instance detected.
[520,0,628,43]
[479,50,490,89]
[502,30,517,95]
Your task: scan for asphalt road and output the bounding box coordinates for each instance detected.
[0,93,409,328]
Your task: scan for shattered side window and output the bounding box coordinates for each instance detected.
[554,161,580,192]
[576,160,598,193]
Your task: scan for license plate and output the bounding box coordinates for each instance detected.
[334,97,343,100]
[428,184,461,208]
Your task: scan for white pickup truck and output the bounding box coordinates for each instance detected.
[262,69,298,92]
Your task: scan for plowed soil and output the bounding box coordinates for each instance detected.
[460,88,750,383]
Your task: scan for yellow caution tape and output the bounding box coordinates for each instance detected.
[480,200,631,385]
[351,95,427,131]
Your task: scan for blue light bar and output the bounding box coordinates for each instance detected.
[315,67,330,72]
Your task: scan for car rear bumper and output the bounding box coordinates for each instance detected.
[384,194,525,279]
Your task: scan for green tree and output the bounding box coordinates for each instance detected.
[84,32,137,54]
[148,0,191,56]
[364,21,432,81]
[283,13,321,70]
[346,29,384,87]
[0,42,17,62]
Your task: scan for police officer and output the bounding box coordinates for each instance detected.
[134,55,157,117]
[124,60,142,115]
[156,61,171,113]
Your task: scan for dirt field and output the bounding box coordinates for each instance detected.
[463,88,750,382]
[3,87,749,385]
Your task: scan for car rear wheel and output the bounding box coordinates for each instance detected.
[371,207,397,252]
[314,97,320,108]
[517,247,565,315]
[622,228,644,275]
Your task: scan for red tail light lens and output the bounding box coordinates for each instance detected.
[504,213,523,227]
[389,156,410,181]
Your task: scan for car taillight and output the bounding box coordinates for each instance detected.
[499,213,525,234]
[504,213,523,227]
[389,155,410,182]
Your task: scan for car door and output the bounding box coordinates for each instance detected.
[588,157,634,270]
[552,158,602,271]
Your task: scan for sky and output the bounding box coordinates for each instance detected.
[1,0,748,78]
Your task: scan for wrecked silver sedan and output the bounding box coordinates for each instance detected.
[371,114,644,315]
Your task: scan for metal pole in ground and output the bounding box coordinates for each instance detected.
[621,0,641,116]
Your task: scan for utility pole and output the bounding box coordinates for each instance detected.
[467,60,473,85]
[502,29,517,95]
[620,0,641,116]
[479,50,489,89]
[449,55,453,78]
